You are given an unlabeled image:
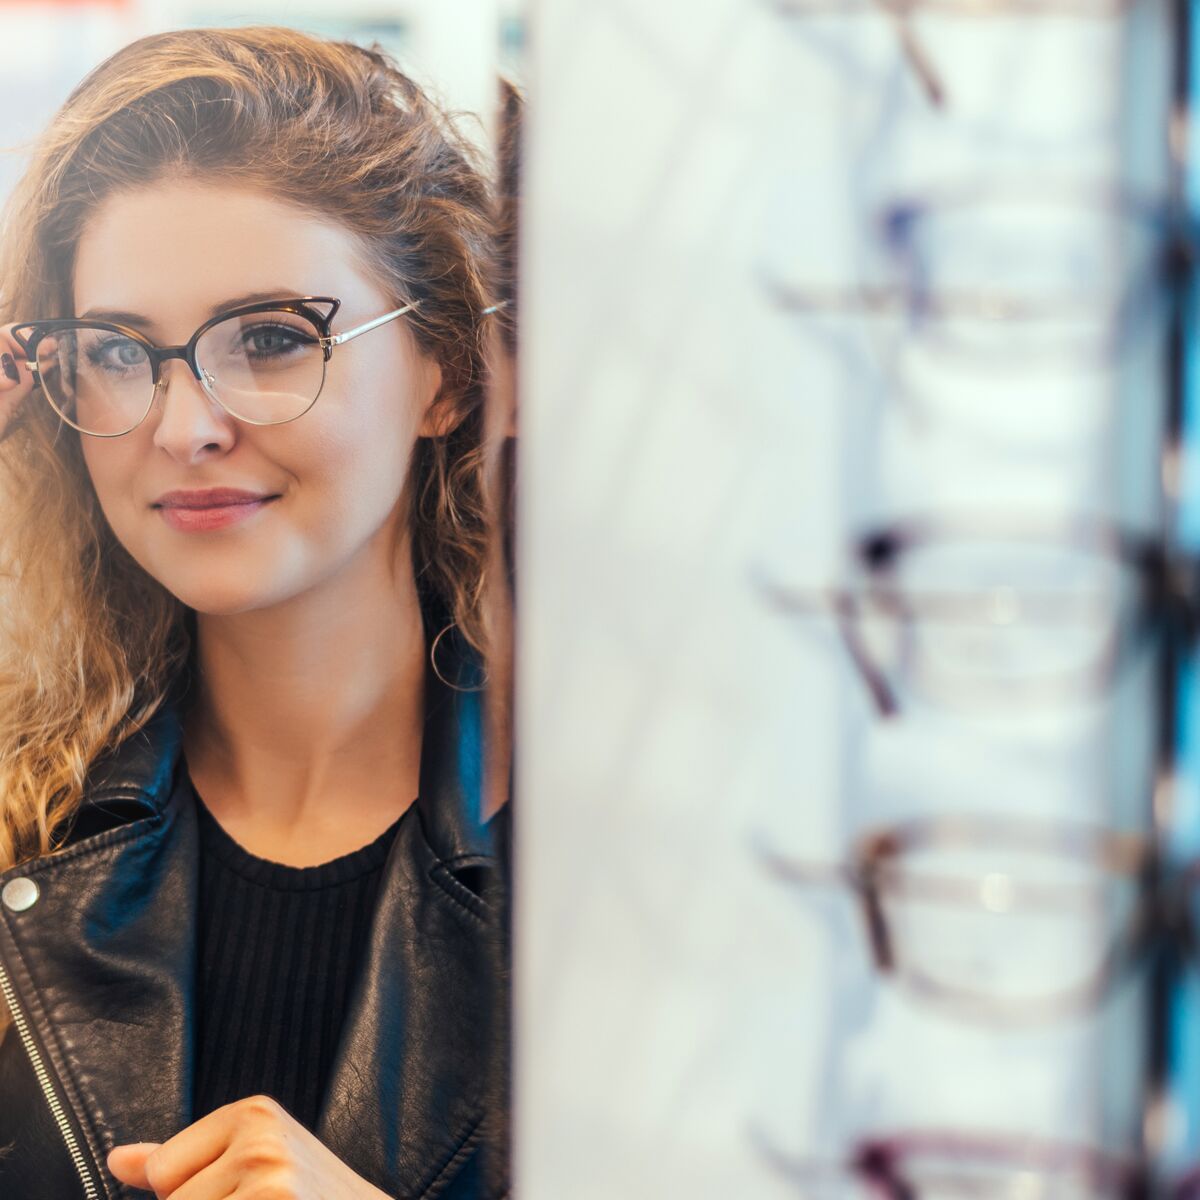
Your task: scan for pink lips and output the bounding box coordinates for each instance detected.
[154,488,278,533]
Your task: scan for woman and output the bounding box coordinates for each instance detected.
[0,25,512,1200]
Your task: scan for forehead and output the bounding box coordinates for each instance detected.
[72,181,379,330]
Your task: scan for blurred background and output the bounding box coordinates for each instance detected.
[0,0,525,189]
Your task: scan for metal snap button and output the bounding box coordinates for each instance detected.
[1,878,39,912]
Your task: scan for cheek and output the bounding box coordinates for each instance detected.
[302,423,413,534]
[79,439,140,529]
[309,368,421,506]
[241,410,414,575]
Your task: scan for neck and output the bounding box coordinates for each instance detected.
[180,530,427,836]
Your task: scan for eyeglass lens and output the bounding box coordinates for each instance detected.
[33,308,328,436]
[873,839,1140,1013]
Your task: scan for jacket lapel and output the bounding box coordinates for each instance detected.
[315,641,509,1200]
[0,631,508,1200]
[0,704,198,1200]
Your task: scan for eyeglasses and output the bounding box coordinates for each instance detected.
[754,812,1194,1023]
[765,0,1139,112]
[9,295,422,438]
[749,1125,1186,1200]
[750,514,1191,716]
[760,183,1183,449]
[766,185,1174,361]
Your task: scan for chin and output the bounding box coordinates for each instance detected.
[125,522,307,615]
[168,585,280,617]
[144,565,290,617]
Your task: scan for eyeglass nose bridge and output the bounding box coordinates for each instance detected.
[150,344,220,401]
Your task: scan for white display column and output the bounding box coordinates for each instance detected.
[515,0,1166,1196]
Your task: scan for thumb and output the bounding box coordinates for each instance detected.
[107,1142,162,1191]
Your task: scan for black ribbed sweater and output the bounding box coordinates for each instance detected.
[190,776,412,1132]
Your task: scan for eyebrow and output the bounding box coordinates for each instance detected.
[77,289,308,327]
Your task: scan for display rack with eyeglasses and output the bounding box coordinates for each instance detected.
[6,294,509,439]
[753,0,1191,1181]
[745,512,1191,1165]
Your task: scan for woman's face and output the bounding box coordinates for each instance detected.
[72,180,442,615]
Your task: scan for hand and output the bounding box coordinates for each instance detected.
[0,323,36,444]
[106,1093,394,1200]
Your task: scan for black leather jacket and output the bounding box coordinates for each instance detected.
[0,650,511,1200]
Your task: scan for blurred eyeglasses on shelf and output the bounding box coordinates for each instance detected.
[750,514,1192,716]
[765,0,1143,111]
[761,183,1189,450]
[749,1125,1189,1200]
[752,810,1193,1023]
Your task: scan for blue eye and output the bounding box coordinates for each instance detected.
[84,336,149,375]
[239,323,316,361]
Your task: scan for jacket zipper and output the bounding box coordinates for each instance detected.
[0,953,103,1199]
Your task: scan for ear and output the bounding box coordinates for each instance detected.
[417,358,451,438]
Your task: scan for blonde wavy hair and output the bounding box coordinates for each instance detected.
[0,25,503,885]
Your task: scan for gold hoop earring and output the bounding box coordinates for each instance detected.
[430,621,490,692]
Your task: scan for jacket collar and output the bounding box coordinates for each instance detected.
[0,630,507,1200]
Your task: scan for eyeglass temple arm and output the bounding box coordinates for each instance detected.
[750,566,900,718]
[324,302,422,347]
[324,298,510,348]
[746,1120,851,1191]
[749,830,855,889]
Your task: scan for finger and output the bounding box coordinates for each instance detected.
[106,1142,160,1192]
[126,1096,276,1199]
[0,324,38,443]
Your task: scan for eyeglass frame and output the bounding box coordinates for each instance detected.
[8,294,424,438]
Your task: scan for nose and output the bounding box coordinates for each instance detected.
[150,356,236,462]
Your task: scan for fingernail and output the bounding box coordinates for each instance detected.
[1,354,18,384]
